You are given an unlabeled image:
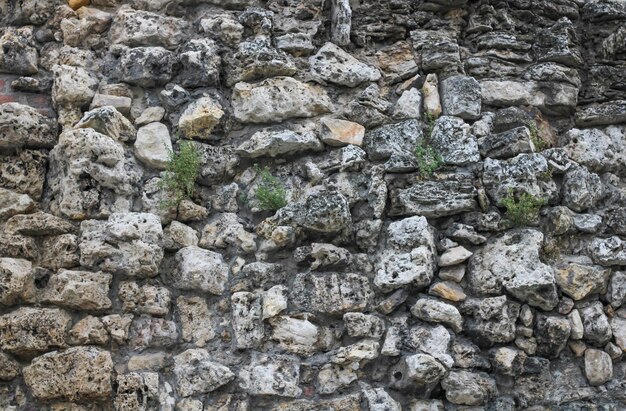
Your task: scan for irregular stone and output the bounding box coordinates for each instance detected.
[584,348,613,386]
[0,188,35,220]
[40,270,112,311]
[163,221,198,250]
[430,116,480,165]
[232,77,333,124]
[392,354,446,392]
[48,129,143,219]
[52,64,98,109]
[376,41,419,84]
[127,352,168,372]
[563,165,603,212]
[461,296,519,347]
[239,354,302,397]
[109,7,186,49]
[174,246,229,295]
[411,297,463,332]
[389,172,478,218]
[441,370,497,406]
[361,385,401,411]
[0,102,57,149]
[119,46,174,87]
[330,340,380,364]
[23,347,113,401]
[320,117,365,147]
[199,213,255,253]
[374,216,436,291]
[422,73,442,117]
[439,265,466,282]
[393,88,422,120]
[291,272,373,315]
[0,352,20,381]
[193,143,239,186]
[563,126,626,175]
[318,363,358,394]
[270,316,319,355]
[480,80,578,115]
[405,324,454,368]
[0,150,47,199]
[478,127,534,159]
[177,38,221,87]
[535,314,571,358]
[576,101,626,127]
[173,349,234,397]
[231,292,264,349]
[441,76,482,120]
[306,243,352,271]
[411,30,461,74]
[75,106,136,143]
[364,119,420,165]
[135,106,165,126]
[262,285,288,319]
[608,271,626,308]
[178,97,224,139]
[79,213,163,277]
[331,0,351,46]
[129,316,178,350]
[429,281,466,302]
[569,309,584,340]
[468,229,558,310]
[114,372,160,411]
[237,123,322,158]
[611,316,626,350]
[177,296,215,346]
[451,338,490,370]
[270,394,362,411]
[0,258,32,306]
[102,314,133,344]
[482,153,555,205]
[226,38,296,86]
[39,234,80,270]
[310,42,380,87]
[134,122,172,170]
[0,27,38,75]
[0,307,71,356]
[579,302,612,346]
[68,316,109,345]
[554,259,610,300]
[275,32,315,56]
[343,313,385,339]
[590,236,626,266]
[439,246,472,267]
[119,282,170,316]
[89,93,132,116]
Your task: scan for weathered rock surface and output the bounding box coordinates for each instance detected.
[0,103,57,149]
[310,42,381,87]
[174,246,229,294]
[173,349,234,397]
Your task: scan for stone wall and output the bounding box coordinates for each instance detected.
[1,0,626,409]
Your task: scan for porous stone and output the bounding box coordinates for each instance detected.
[468,229,558,310]
[109,7,186,49]
[237,123,322,158]
[178,97,224,139]
[461,296,520,347]
[0,257,32,306]
[554,260,610,300]
[270,316,319,355]
[590,236,626,266]
[75,106,136,143]
[478,127,534,159]
[0,188,35,220]
[119,282,171,316]
[232,77,333,124]
[310,42,381,87]
[174,246,229,295]
[226,38,296,86]
[40,270,112,311]
[173,349,234,397]
[68,316,109,345]
[23,347,113,401]
[0,27,38,75]
[231,292,264,349]
[177,38,221,87]
[441,76,482,120]
[430,116,480,165]
[292,272,373,315]
[411,297,463,332]
[0,307,71,356]
[52,64,98,109]
[239,355,302,397]
[441,370,497,406]
[0,102,57,149]
[119,47,174,87]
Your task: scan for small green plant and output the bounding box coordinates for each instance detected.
[528,121,547,152]
[158,141,201,208]
[254,166,287,211]
[414,112,443,176]
[415,144,443,176]
[501,189,547,227]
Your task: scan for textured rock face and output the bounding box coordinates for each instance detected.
[23,347,113,401]
[2,0,626,409]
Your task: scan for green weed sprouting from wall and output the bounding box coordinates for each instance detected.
[254,166,287,211]
[415,112,443,176]
[159,141,201,208]
[501,189,547,227]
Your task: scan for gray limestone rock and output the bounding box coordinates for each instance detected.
[226,38,296,86]
[79,213,163,277]
[310,42,380,87]
[478,127,534,159]
[561,166,603,212]
[237,123,322,158]
[535,314,571,358]
[231,291,264,349]
[174,246,229,295]
[579,302,612,346]
[40,270,112,311]
[119,47,174,88]
[331,0,351,46]
[584,349,613,386]
[590,236,626,266]
[292,272,373,315]
[177,38,221,88]
[430,116,480,165]
[0,27,38,75]
[576,101,626,127]
[0,307,71,356]
[232,77,333,124]
[0,103,57,149]
[109,7,187,49]
[23,347,113,401]
[461,296,519,347]
[468,229,558,311]
[118,282,171,316]
[441,76,482,120]
[441,370,497,406]
[411,297,463,333]
[0,258,32,306]
[173,349,234,397]
[52,64,98,109]
[239,354,302,397]
[75,106,136,143]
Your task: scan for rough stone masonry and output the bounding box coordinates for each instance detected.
[0,0,626,410]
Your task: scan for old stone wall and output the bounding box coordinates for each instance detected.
[1,0,626,409]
